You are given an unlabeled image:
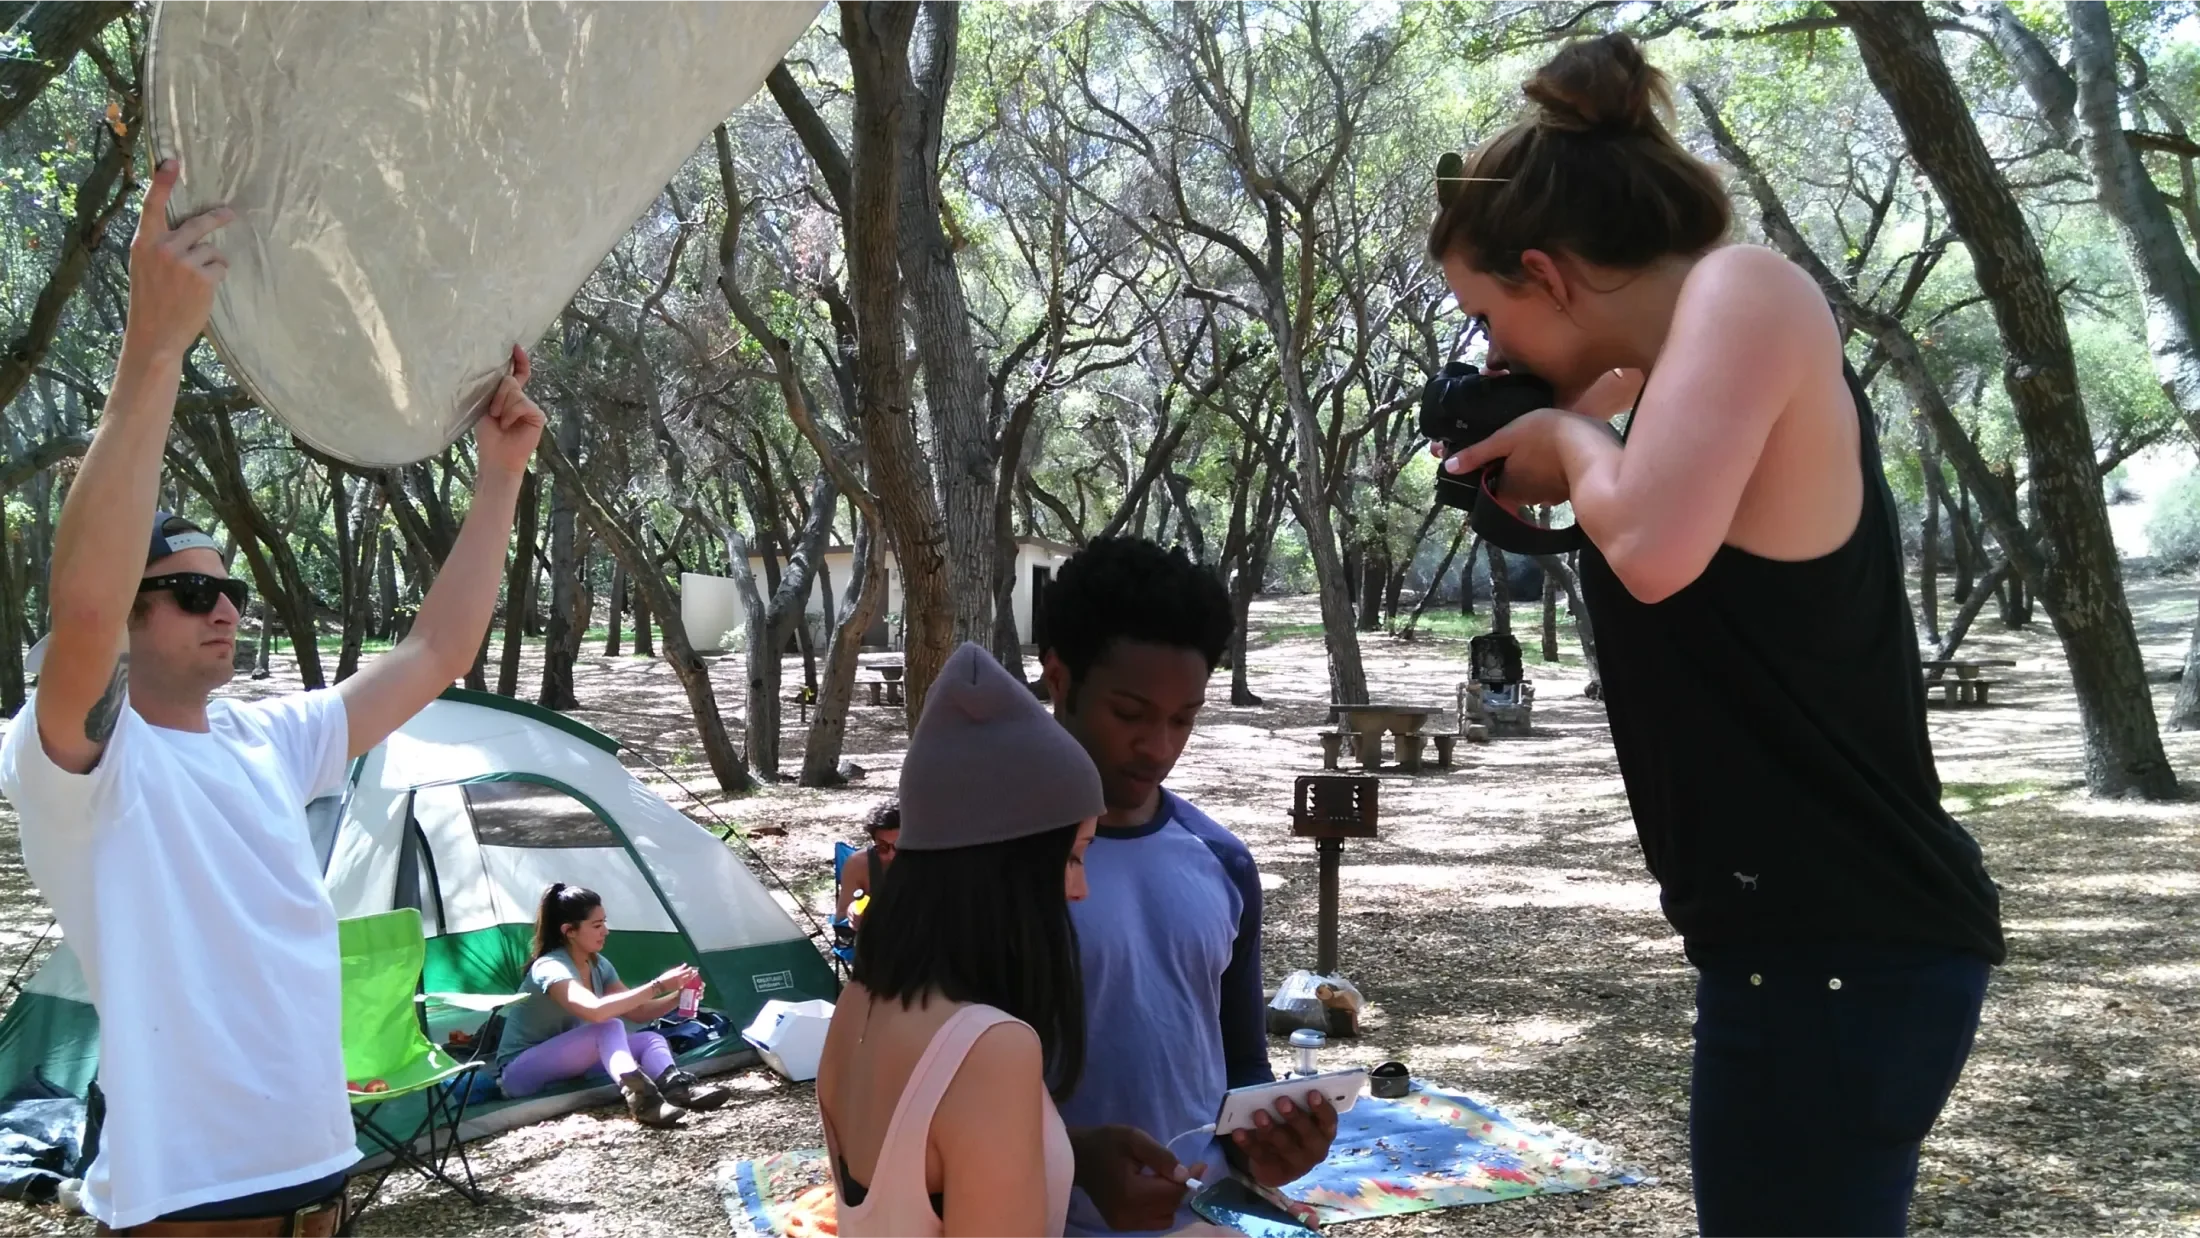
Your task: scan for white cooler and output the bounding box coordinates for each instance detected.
[741,998,836,1082]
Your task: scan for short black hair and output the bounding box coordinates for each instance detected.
[865,800,901,836]
[1040,537,1232,686]
[851,825,1086,1101]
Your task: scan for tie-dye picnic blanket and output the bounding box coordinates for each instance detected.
[1288,1081,1642,1222]
[718,1080,1642,1235]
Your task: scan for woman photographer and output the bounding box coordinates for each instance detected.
[1427,33,2003,1237]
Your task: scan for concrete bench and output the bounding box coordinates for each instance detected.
[1319,730,1347,770]
[1395,733,1427,773]
[1929,677,2002,707]
[1430,733,1458,768]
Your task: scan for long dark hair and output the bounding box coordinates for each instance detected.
[850,824,1086,1101]
[532,882,602,962]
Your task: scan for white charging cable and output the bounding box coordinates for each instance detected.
[1164,1122,1219,1193]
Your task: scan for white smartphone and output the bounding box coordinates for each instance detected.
[1214,1068,1367,1135]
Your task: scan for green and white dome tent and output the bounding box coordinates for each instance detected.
[0,688,838,1140]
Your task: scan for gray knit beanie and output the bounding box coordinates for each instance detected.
[898,642,1105,851]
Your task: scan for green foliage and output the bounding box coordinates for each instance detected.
[2145,473,2200,568]
[2,0,2197,697]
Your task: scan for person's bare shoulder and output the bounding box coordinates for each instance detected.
[935,1019,1046,1131]
[1691,246,1833,324]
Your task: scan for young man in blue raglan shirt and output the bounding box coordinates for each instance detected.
[1039,537,1338,1236]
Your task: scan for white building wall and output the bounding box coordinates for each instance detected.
[684,539,1070,650]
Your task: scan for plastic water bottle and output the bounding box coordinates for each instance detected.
[1289,1028,1325,1077]
[677,975,702,1020]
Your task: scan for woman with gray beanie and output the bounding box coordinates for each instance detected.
[816,643,1155,1236]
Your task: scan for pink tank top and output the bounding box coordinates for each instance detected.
[825,1004,1074,1237]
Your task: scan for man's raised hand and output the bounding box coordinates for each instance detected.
[477,346,546,476]
[125,160,234,363]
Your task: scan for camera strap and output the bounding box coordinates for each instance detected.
[1471,469,1585,557]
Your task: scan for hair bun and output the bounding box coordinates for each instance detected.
[1523,33,1669,135]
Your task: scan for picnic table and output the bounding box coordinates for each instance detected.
[861,658,906,707]
[1329,703,1435,771]
[1920,659,2014,706]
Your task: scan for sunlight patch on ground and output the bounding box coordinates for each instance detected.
[2058,798,2200,824]
[1496,1015,1591,1046]
[2055,871,2200,895]
[2004,916,2157,934]
[1338,864,1660,914]
[1343,828,1549,859]
[2116,962,2200,986]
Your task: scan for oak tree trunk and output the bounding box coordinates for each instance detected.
[604,561,626,656]
[496,469,540,697]
[1487,544,1513,636]
[1920,431,1941,642]
[842,1,955,722]
[540,436,751,794]
[1403,517,1468,638]
[803,514,893,786]
[539,416,584,711]
[1837,0,2175,797]
[897,2,995,648]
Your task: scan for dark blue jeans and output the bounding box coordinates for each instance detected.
[156,1170,348,1222]
[1687,943,1990,1237]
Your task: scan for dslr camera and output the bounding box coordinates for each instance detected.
[1418,361,1582,555]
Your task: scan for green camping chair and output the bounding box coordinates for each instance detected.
[340,909,487,1210]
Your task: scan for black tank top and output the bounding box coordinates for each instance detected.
[1577,364,2005,963]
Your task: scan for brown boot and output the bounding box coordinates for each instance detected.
[654,1066,731,1111]
[619,1069,681,1128]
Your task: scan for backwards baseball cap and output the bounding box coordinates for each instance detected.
[148,511,222,565]
[24,512,223,676]
[896,642,1104,851]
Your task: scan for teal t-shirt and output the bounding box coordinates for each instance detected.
[496,948,621,1067]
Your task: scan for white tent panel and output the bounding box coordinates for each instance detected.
[22,943,88,1003]
[607,785,807,953]
[478,844,673,935]
[411,783,493,935]
[380,715,580,788]
[325,746,404,920]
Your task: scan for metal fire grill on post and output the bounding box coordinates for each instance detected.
[1292,774,1378,984]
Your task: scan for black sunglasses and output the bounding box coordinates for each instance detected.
[139,572,249,616]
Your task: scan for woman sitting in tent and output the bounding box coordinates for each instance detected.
[496,883,732,1127]
[816,642,1143,1237]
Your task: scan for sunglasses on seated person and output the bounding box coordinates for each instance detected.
[138,572,250,616]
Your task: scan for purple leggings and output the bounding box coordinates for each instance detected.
[499,1020,676,1098]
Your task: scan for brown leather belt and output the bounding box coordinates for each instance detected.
[97,1194,344,1237]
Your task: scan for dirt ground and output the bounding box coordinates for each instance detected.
[0,576,2196,1237]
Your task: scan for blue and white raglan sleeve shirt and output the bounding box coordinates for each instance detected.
[1059,789,1271,1236]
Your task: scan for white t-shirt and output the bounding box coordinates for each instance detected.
[0,688,357,1227]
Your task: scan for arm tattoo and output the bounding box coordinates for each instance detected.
[83,657,128,745]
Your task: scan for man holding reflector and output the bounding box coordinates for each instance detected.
[0,160,543,1235]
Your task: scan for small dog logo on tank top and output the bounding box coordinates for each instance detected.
[1733,872,1759,891]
